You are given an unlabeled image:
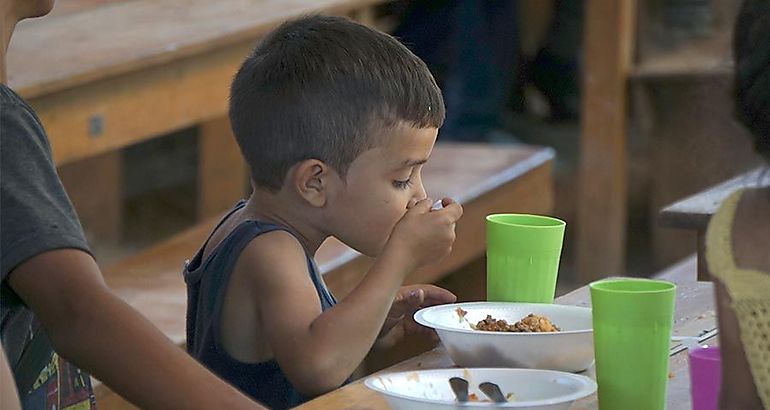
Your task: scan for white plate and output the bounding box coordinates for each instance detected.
[415,302,594,372]
[365,368,597,410]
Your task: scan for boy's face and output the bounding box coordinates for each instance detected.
[325,124,438,257]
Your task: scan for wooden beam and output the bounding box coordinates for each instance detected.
[29,40,252,167]
[19,0,394,168]
[198,116,248,220]
[9,0,393,99]
[575,0,636,282]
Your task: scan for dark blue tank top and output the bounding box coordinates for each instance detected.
[183,201,337,409]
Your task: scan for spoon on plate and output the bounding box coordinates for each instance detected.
[449,377,469,402]
[449,377,508,403]
[479,382,508,403]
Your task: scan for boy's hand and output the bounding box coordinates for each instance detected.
[386,197,463,271]
[378,284,456,347]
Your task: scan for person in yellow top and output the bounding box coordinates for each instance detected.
[705,1,770,408]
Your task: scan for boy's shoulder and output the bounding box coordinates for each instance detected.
[228,226,310,285]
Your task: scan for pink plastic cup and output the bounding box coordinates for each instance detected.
[688,346,722,410]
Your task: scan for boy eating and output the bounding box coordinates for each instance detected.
[185,15,462,409]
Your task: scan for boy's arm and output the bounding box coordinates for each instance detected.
[1,346,21,410]
[251,199,462,396]
[374,284,456,348]
[8,249,265,410]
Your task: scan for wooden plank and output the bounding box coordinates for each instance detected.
[58,151,123,243]
[20,1,393,167]
[632,0,738,81]
[633,37,732,80]
[197,116,248,219]
[299,256,713,410]
[94,144,554,405]
[29,39,252,166]
[48,0,131,17]
[575,0,636,282]
[7,0,390,99]
[658,167,770,230]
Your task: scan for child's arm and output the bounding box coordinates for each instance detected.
[248,198,462,396]
[8,249,266,410]
[1,346,21,410]
[375,284,456,348]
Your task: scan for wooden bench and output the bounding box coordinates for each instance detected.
[8,0,392,243]
[659,167,770,280]
[94,143,555,408]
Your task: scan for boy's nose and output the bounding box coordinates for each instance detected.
[407,184,428,209]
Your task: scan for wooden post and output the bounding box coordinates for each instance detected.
[696,230,710,282]
[197,116,247,220]
[575,0,636,282]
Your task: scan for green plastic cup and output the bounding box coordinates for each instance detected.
[590,278,676,410]
[486,214,566,303]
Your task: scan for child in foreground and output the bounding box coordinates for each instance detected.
[184,15,463,409]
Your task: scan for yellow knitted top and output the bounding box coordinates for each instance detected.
[705,188,770,408]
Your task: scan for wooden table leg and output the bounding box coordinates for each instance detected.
[197,116,247,220]
[59,151,123,244]
[576,0,636,283]
[696,229,711,282]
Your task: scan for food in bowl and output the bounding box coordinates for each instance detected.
[476,313,560,333]
[456,308,560,332]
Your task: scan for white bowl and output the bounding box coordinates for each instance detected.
[364,368,596,410]
[414,302,594,372]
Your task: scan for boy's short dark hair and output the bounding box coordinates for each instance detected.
[229,15,446,191]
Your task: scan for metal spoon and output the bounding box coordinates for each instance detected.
[449,377,469,402]
[479,382,507,403]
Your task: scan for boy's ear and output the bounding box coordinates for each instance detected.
[290,159,331,207]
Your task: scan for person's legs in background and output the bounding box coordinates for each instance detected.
[394,0,520,142]
[528,0,584,121]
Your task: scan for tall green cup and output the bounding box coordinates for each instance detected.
[590,279,676,410]
[486,214,566,303]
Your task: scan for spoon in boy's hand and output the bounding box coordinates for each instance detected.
[431,198,459,233]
